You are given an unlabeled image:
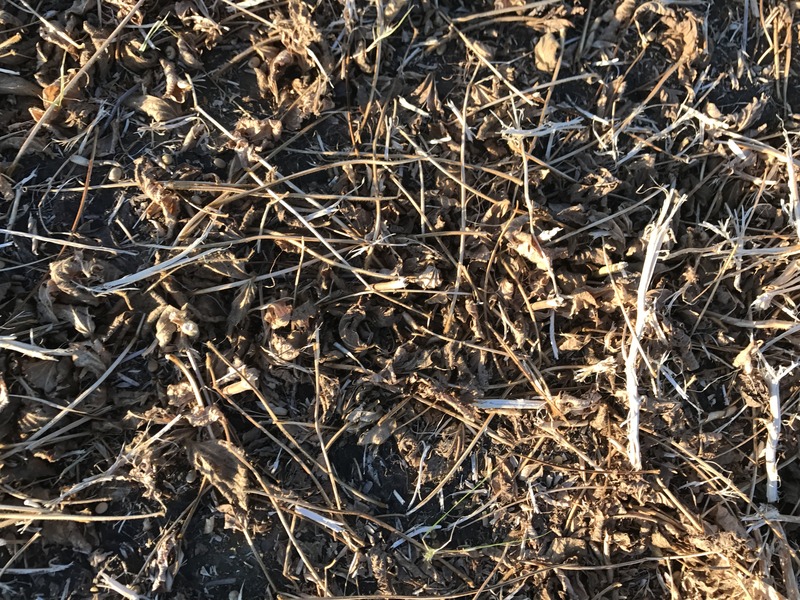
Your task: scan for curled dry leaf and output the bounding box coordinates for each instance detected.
[410,73,441,116]
[189,439,250,512]
[125,95,182,122]
[176,34,203,70]
[155,305,199,348]
[160,59,190,103]
[270,330,306,360]
[339,304,368,351]
[264,300,293,329]
[232,116,283,149]
[71,340,108,377]
[53,304,95,336]
[226,279,255,336]
[150,530,179,593]
[49,253,118,305]
[220,365,259,396]
[505,228,552,272]
[134,157,181,227]
[535,33,561,72]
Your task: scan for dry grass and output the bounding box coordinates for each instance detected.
[2,0,800,598]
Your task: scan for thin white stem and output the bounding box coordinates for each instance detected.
[626,188,686,470]
[759,353,798,504]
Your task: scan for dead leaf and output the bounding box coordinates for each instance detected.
[506,229,552,272]
[264,299,293,329]
[53,304,95,336]
[227,279,255,335]
[189,439,250,512]
[177,34,203,69]
[534,33,560,72]
[359,418,397,446]
[49,253,110,305]
[125,95,182,122]
[42,520,92,553]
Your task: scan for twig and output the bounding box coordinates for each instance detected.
[625,187,685,470]
[758,353,798,504]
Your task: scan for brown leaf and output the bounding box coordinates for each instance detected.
[125,95,182,122]
[505,229,552,272]
[177,34,203,69]
[534,33,560,72]
[53,304,95,336]
[264,299,293,329]
[189,439,250,512]
[226,279,255,335]
[49,253,107,305]
[160,58,189,103]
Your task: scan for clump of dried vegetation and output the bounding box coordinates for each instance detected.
[2,0,800,598]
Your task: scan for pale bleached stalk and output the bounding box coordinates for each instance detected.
[626,189,686,470]
[784,131,800,244]
[88,231,215,293]
[759,354,798,504]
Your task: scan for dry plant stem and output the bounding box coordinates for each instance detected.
[89,233,215,293]
[625,188,685,470]
[0,506,161,522]
[69,130,98,234]
[407,414,494,515]
[0,228,137,255]
[356,0,385,143]
[647,427,800,569]
[445,63,478,334]
[0,565,72,577]
[97,573,144,600]
[776,518,800,599]
[207,342,335,503]
[15,0,81,50]
[266,495,328,594]
[313,328,342,510]
[0,531,39,580]
[0,338,136,459]
[758,353,797,504]
[8,0,147,174]
[0,336,76,360]
[783,131,800,242]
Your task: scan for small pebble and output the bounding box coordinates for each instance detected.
[164,45,177,60]
[247,56,261,69]
[161,153,174,166]
[203,516,215,535]
[213,157,227,169]
[186,470,197,483]
[108,166,123,182]
[95,501,109,514]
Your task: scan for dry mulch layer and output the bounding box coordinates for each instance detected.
[2,0,800,598]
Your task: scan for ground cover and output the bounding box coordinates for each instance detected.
[2,0,800,598]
